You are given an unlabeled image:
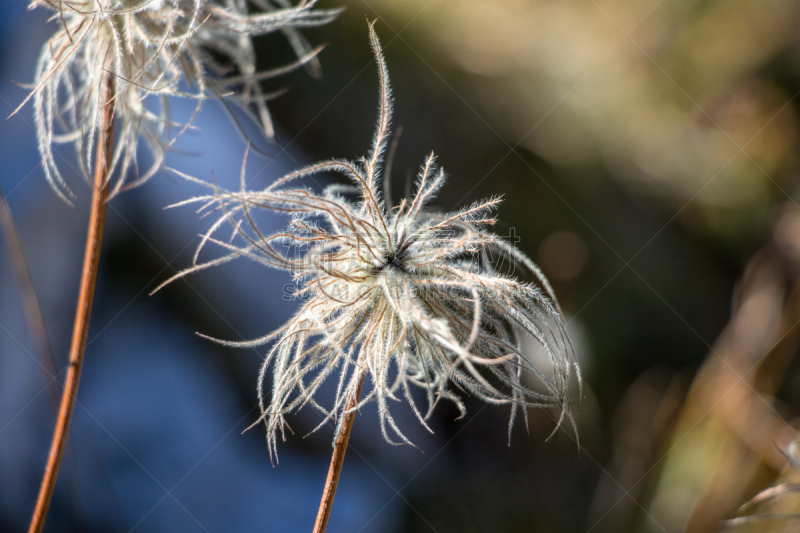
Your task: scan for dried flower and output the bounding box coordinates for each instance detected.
[161,24,580,460]
[13,0,341,202]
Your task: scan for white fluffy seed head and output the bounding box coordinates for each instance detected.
[16,0,341,202]
[160,23,581,461]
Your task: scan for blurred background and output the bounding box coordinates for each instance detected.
[2,0,800,531]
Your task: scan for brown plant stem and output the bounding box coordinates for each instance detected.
[0,189,58,407]
[313,373,366,533]
[28,77,115,533]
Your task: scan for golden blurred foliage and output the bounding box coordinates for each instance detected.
[364,0,800,240]
[644,211,800,531]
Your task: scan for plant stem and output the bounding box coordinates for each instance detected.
[0,190,58,404]
[28,77,115,533]
[313,373,366,533]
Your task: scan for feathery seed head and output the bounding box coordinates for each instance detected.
[163,23,581,461]
[16,0,341,202]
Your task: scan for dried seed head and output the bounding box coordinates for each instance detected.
[160,23,581,461]
[15,0,341,202]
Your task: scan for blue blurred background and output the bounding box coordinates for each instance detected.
[3,1,800,532]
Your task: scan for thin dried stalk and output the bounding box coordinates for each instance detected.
[28,76,115,533]
[313,372,366,533]
[0,190,57,400]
